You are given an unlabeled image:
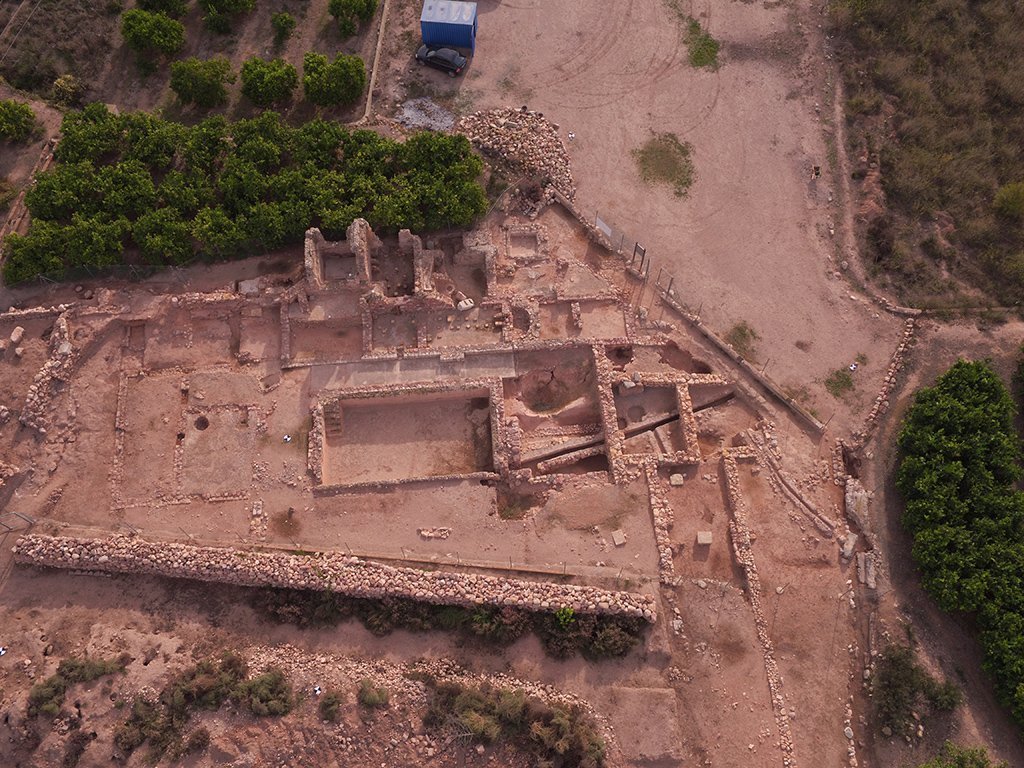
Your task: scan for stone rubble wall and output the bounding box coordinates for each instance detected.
[722,449,797,768]
[12,533,657,622]
[643,463,676,585]
[20,313,78,434]
[850,318,915,449]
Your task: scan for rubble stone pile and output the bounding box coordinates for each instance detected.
[13,533,657,622]
[457,107,576,198]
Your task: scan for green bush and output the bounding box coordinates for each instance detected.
[137,0,188,17]
[356,678,389,709]
[4,106,488,283]
[0,99,37,142]
[120,9,185,57]
[271,11,296,46]
[241,57,298,107]
[199,0,255,33]
[51,75,86,108]
[234,668,293,716]
[318,690,343,722]
[897,360,1024,727]
[115,653,290,760]
[685,18,719,69]
[251,588,645,661]
[871,645,960,736]
[302,52,366,106]
[994,182,1024,221]
[28,655,127,717]
[915,741,1008,768]
[328,0,377,38]
[170,57,235,108]
[423,679,606,768]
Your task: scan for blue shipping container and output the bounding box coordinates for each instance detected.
[421,0,477,52]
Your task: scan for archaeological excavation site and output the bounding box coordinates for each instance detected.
[10,1,1013,766]
[0,174,886,767]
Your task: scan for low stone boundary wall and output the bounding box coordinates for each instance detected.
[12,534,657,622]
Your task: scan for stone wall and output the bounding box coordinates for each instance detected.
[12,534,657,622]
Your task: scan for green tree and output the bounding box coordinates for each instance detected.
[240,57,298,107]
[327,0,377,38]
[199,0,255,33]
[915,741,1008,768]
[0,99,37,142]
[271,11,296,46]
[302,52,366,106]
[137,0,188,18]
[120,9,185,58]
[171,57,236,108]
[54,103,124,164]
[191,205,244,257]
[133,208,195,264]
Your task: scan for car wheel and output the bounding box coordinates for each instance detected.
[448,70,456,78]
[418,58,426,65]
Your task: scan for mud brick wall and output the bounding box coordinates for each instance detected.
[13,534,657,622]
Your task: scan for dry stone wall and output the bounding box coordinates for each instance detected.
[12,534,657,622]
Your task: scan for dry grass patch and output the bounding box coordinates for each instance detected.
[632,133,695,198]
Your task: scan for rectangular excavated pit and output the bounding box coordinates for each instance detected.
[321,390,494,485]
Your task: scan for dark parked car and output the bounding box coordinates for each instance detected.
[415,45,467,77]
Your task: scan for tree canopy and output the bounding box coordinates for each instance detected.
[302,53,366,107]
[120,9,186,57]
[170,58,235,108]
[0,99,36,143]
[240,57,298,107]
[897,360,1024,727]
[3,105,487,283]
[328,0,377,38]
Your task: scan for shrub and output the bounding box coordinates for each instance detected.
[915,741,1009,768]
[825,368,855,397]
[994,182,1024,221]
[116,653,290,760]
[234,668,293,716]
[871,645,960,736]
[632,132,695,197]
[62,730,95,768]
[0,100,37,142]
[319,690,343,722]
[356,678,389,709]
[302,52,366,106]
[685,18,719,69]
[199,0,255,33]
[423,679,606,768]
[328,0,377,38]
[51,75,86,107]
[137,0,188,17]
[28,656,127,717]
[240,57,298,107]
[271,12,296,46]
[120,9,185,57]
[171,57,235,108]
